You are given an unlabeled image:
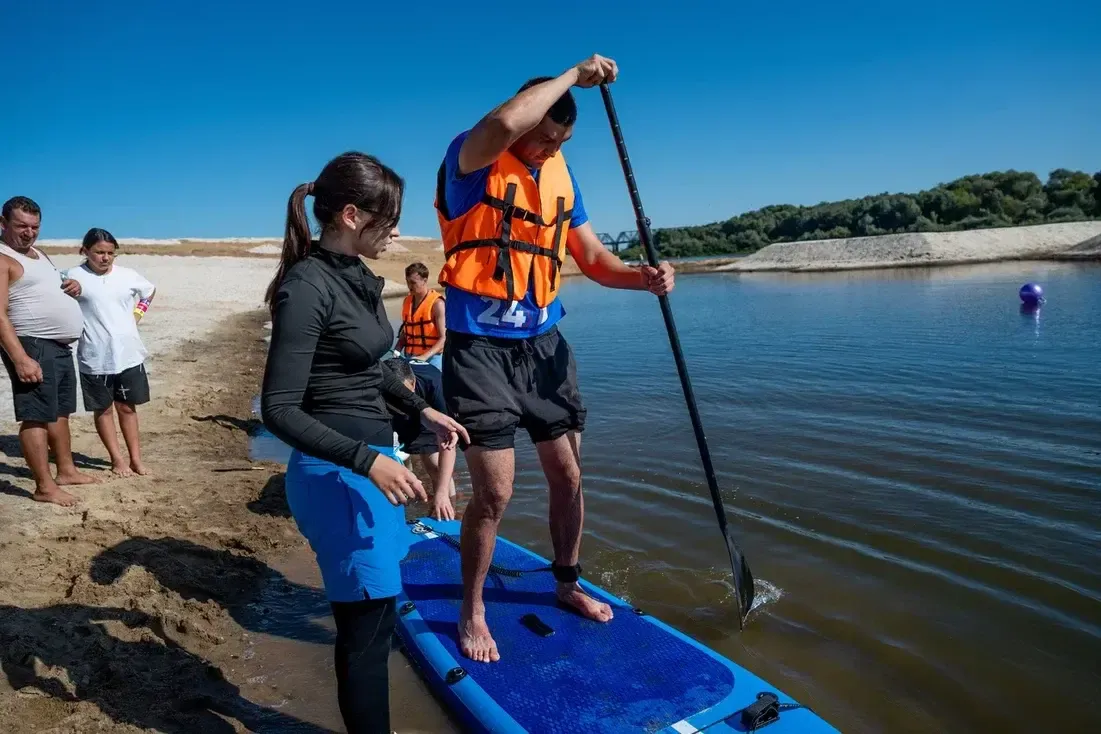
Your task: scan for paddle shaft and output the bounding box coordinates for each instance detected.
[599,83,752,627]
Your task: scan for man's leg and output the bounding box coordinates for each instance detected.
[50,344,96,486]
[19,421,77,506]
[442,330,521,663]
[48,417,96,486]
[535,431,612,623]
[458,446,514,663]
[523,327,608,619]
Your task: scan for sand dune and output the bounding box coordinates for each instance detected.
[718,222,1101,272]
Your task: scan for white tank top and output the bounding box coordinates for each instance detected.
[0,243,85,343]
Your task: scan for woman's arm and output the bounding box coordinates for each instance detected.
[261,276,384,476]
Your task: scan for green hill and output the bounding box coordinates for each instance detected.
[619,169,1101,259]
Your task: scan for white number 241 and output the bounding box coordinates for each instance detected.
[476,297,548,328]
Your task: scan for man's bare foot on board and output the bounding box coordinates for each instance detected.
[458,613,500,663]
[32,484,79,507]
[111,461,134,477]
[130,459,152,476]
[557,582,614,622]
[56,470,99,486]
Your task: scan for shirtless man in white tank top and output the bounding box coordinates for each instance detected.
[0,196,98,506]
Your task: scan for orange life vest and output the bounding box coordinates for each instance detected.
[435,149,575,308]
[400,290,443,356]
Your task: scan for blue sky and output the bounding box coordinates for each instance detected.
[3,0,1098,240]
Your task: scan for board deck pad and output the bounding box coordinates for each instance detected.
[395,519,838,733]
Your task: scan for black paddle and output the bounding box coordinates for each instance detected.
[599,82,756,628]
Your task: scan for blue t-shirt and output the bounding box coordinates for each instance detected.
[440,130,589,339]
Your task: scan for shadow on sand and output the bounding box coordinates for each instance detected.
[0,602,333,733]
[89,536,334,646]
[0,434,112,472]
[248,473,291,518]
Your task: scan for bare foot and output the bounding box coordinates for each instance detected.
[130,460,152,476]
[557,582,614,622]
[111,461,134,477]
[56,470,99,486]
[458,613,500,663]
[32,485,79,507]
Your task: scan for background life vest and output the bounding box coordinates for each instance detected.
[435,150,575,308]
[400,290,442,356]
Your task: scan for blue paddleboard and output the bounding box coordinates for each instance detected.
[395,518,839,733]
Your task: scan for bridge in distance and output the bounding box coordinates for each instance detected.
[597,230,639,253]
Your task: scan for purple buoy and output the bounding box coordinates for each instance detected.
[1019,283,1044,306]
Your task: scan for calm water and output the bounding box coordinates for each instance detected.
[255,261,1101,733]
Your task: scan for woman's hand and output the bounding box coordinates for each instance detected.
[367,454,427,506]
[420,408,470,451]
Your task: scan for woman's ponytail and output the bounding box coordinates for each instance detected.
[264,182,315,309]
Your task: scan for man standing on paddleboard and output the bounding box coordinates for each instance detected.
[434,55,675,662]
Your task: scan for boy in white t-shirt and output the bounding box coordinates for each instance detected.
[63,228,156,476]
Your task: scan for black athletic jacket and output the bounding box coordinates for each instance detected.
[261,245,429,475]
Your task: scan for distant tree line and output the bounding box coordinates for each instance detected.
[618,169,1101,259]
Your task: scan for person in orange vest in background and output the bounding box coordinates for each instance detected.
[434,54,675,663]
[396,262,445,371]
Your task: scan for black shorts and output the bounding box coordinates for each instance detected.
[404,431,440,456]
[80,363,151,412]
[1,336,78,423]
[443,326,586,450]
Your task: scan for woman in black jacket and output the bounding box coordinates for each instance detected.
[261,151,467,734]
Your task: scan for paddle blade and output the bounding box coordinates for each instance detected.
[724,528,755,628]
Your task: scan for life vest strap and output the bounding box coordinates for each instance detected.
[444,236,564,297]
[404,334,435,347]
[549,196,567,290]
[481,194,573,231]
[496,183,519,296]
[482,193,544,226]
[445,238,561,261]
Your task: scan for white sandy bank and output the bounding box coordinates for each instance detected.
[718,222,1101,272]
[37,237,283,248]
